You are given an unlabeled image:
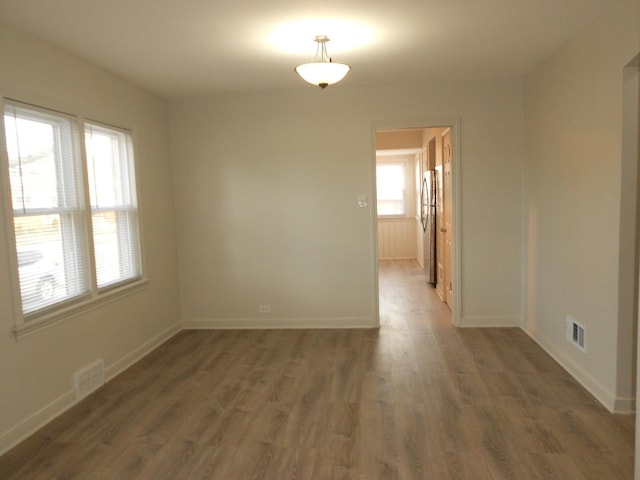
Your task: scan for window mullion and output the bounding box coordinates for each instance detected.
[78,117,99,296]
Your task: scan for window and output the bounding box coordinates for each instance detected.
[376,162,407,216]
[4,102,89,314]
[85,123,140,288]
[2,100,142,322]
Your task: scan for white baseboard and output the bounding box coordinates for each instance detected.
[0,390,76,458]
[182,317,377,330]
[613,396,636,414]
[0,322,181,457]
[103,322,181,381]
[524,328,632,414]
[459,315,520,327]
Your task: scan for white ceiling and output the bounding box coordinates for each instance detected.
[0,0,615,97]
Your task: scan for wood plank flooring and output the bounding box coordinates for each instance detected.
[0,259,635,479]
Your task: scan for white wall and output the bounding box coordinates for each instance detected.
[523,0,640,412]
[0,23,181,454]
[169,78,523,329]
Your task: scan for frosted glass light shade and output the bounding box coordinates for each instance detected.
[295,61,351,88]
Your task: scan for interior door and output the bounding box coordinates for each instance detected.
[443,128,453,308]
[435,140,445,301]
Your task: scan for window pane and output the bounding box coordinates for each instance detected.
[4,116,58,211]
[92,211,140,287]
[4,102,89,316]
[86,123,141,288]
[14,214,88,314]
[86,126,134,207]
[376,163,406,216]
[5,106,81,212]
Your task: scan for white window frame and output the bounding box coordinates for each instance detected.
[0,98,147,339]
[85,121,142,290]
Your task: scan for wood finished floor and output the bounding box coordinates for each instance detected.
[0,260,635,479]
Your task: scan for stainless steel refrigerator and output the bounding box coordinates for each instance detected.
[420,169,437,284]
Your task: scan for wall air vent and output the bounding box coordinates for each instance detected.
[74,359,104,400]
[566,316,586,352]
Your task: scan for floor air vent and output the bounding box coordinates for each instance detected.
[566,316,586,352]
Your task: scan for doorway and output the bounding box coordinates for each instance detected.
[621,52,640,466]
[619,54,639,413]
[373,121,459,324]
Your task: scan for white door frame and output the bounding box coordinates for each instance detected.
[370,117,462,327]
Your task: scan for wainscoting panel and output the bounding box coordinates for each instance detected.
[378,217,417,259]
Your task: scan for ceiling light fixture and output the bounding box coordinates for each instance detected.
[294,36,351,89]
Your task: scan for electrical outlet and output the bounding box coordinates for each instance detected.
[258,305,271,313]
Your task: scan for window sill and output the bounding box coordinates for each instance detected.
[13,278,150,341]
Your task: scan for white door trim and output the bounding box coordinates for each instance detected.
[371,117,462,327]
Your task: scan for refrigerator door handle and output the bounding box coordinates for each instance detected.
[420,176,428,231]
